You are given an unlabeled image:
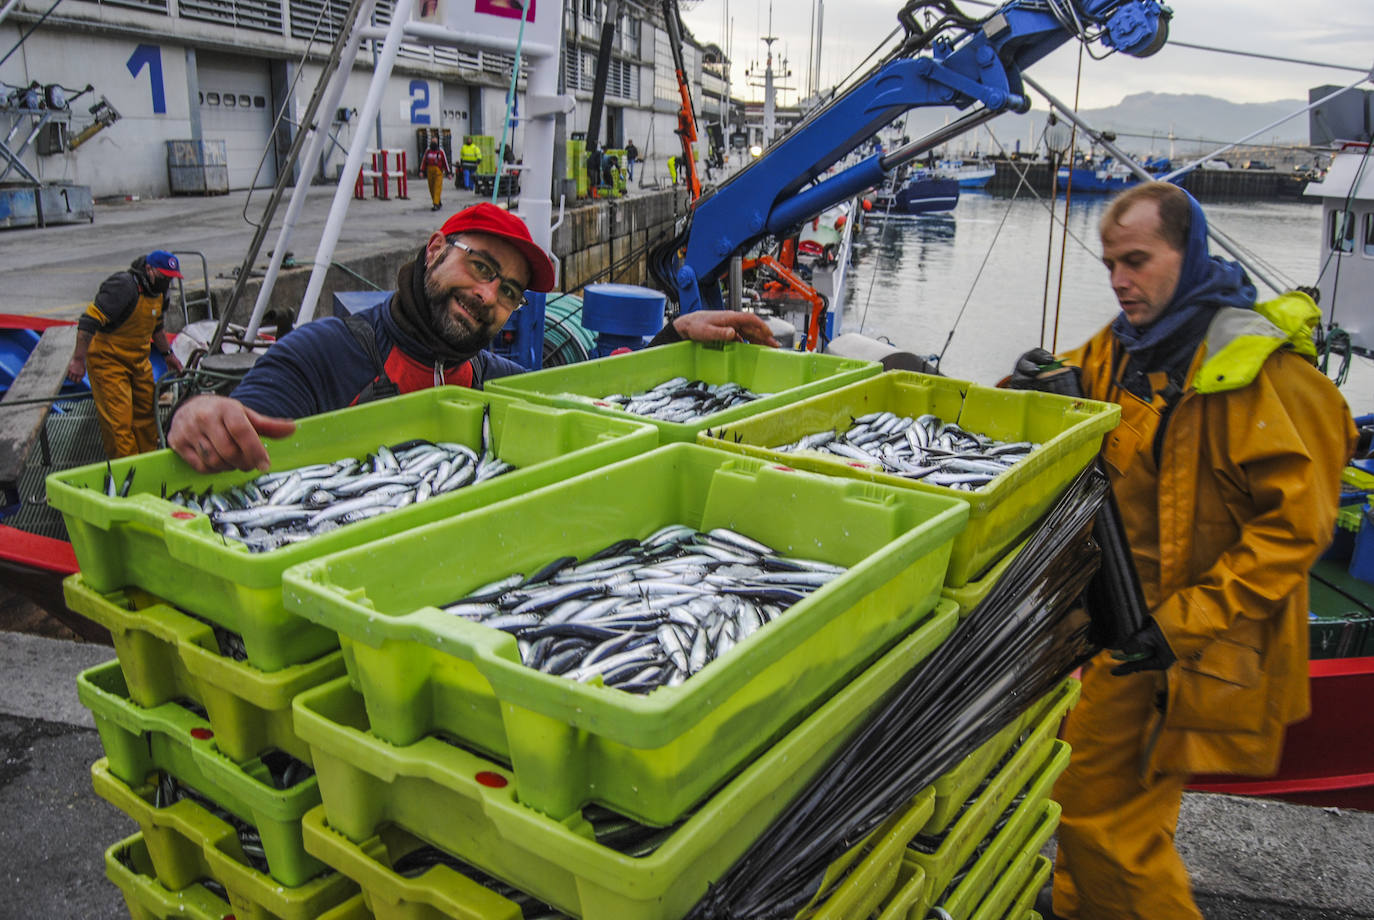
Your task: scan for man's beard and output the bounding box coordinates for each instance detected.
[423,263,499,354]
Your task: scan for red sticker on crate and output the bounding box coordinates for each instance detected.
[475,771,508,788]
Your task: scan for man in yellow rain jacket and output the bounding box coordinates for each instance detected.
[458,135,482,191]
[1044,183,1357,919]
[66,250,185,457]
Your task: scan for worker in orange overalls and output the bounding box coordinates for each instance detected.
[419,138,453,211]
[66,250,185,458]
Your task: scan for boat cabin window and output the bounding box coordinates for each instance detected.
[1330,209,1355,254]
[1365,214,1374,257]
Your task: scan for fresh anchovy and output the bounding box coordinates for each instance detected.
[440,527,846,693]
[162,408,515,553]
[595,377,772,423]
[774,413,1038,491]
[153,761,312,874]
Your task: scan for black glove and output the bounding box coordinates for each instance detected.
[1005,347,1084,397]
[1109,618,1176,676]
[1295,285,1321,306]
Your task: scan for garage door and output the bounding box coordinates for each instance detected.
[197,54,277,190]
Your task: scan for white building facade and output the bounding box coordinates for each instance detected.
[0,0,712,198]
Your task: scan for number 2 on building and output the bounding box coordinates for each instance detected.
[409,81,431,125]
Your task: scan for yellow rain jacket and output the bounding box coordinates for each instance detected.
[80,260,168,457]
[1061,292,1357,776]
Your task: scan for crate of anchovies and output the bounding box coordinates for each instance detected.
[484,340,881,443]
[697,371,1121,588]
[46,386,657,671]
[283,442,967,826]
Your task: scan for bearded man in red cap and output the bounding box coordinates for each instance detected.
[169,203,777,473]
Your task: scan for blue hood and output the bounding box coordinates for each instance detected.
[1112,190,1256,353]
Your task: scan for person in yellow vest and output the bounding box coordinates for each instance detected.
[66,250,186,458]
[418,138,453,211]
[667,154,679,185]
[458,136,482,190]
[1024,182,1356,919]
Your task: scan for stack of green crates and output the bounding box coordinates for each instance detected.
[281,442,970,916]
[473,134,496,174]
[80,660,360,918]
[48,387,658,914]
[567,139,588,197]
[849,678,1078,920]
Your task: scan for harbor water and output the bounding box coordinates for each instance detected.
[840,192,1367,403]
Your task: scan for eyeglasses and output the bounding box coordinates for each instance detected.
[445,239,529,309]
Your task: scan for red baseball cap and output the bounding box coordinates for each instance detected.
[439,202,556,293]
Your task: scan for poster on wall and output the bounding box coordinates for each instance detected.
[425,0,559,47]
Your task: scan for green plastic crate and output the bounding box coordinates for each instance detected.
[903,717,1065,899]
[973,853,1052,920]
[284,443,966,825]
[935,759,1067,920]
[797,788,936,920]
[65,574,344,764]
[486,340,880,443]
[290,601,961,920]
[874,860,928,920]
[47,386,656,671]
[79,660,325,887]
[303,805,555,920]
[699,371,1121,587]
[304,782,933,920]
[926,678,1080,834]
[94,759,358,919]
[105,832,240,920]
[963,802,1060,920]
[940,539,1026,619]
[319,893,375,920]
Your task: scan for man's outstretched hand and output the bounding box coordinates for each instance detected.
[672,310,780,347]
[167,395,296,473]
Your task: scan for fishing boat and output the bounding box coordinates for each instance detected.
[937,158,997,188]
[1056,152,1173,193]
[871,169,961,215]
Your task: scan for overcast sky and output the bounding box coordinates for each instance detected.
[680,0,1373,110]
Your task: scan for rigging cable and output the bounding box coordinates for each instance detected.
[1050,41,1087,352]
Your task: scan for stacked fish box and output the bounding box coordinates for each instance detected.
[697,370,1119,915]
[281,442,971,917]
[50,387,658,916]
[697,370,1121,589]
[786,678,1078,920]
[486,339,882,443]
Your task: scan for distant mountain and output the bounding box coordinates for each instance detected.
[891,92,1310,158]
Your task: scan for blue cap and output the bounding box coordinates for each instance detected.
[147,250,183,279]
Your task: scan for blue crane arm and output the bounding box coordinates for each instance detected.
[674,0,1170,312]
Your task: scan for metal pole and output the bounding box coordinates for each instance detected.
[242,0,376,344]
[1023,74,1291,294]
[298,0,418,324]
[728,254,742,309]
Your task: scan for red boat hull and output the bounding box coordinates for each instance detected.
[1190,656,1374,810]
